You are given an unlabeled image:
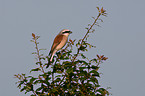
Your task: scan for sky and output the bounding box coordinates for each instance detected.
[0,0,145,96]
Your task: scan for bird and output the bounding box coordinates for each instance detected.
[47,29,72,68]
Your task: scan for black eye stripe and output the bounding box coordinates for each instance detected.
[63,31,70,33]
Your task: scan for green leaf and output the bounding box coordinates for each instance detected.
[64,61,72,69]
[32,52,37,54]
[90,77,98,84]
[78,70,87,76]
[33,80,44,84]
[79,45,86,51]
[66,68,73,73]
[39,48,46,51]
[79,67,86,70]
[97,88,109,95]
[55,75,62,78]
[20,86,26,92]
[30,68,41,73]
[91,65,99,71]
[63,56,69,60]
[90,58,98,63]
[30,77,37,83]
[80,54,86,59]
[54,78,61,83]
[56,70,63,74]
[18,81,25,88]
[30,40,34,42]
[22,74,26,77]
[90,70,100,77]
[40,57,45,60]
[27,76,32,78]
[96,7,100,11]
[75,60,88,64]
[36,61,41,65]
[92,72,100,77]
[36,87,42,92]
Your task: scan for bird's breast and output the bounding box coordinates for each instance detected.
[56,36,68,50]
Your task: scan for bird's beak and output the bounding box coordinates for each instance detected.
[69,31,72,34]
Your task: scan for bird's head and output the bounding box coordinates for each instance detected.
[59,29,72,36]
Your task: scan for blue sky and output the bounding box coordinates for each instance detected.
[0,0,145,96]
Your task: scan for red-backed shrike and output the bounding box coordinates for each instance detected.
[47,29,72,67]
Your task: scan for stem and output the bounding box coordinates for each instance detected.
[34,38,45,73]
[52,71,54,87]
[83,13,101,42]
[32,90,37,96]
[72,13,101,64]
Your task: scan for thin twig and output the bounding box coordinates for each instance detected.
[58,74,66,87]
[72,13,101,64]
[34,37,45,73]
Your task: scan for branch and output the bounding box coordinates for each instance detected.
[32,33,45,73]
[72,12,102,65]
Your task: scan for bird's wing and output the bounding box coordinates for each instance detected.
[49,34,64,55]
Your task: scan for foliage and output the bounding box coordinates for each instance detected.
[14,7,110,96]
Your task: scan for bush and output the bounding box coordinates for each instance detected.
[15,7,110,96]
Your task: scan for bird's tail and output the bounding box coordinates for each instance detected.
[46,50,57,68]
